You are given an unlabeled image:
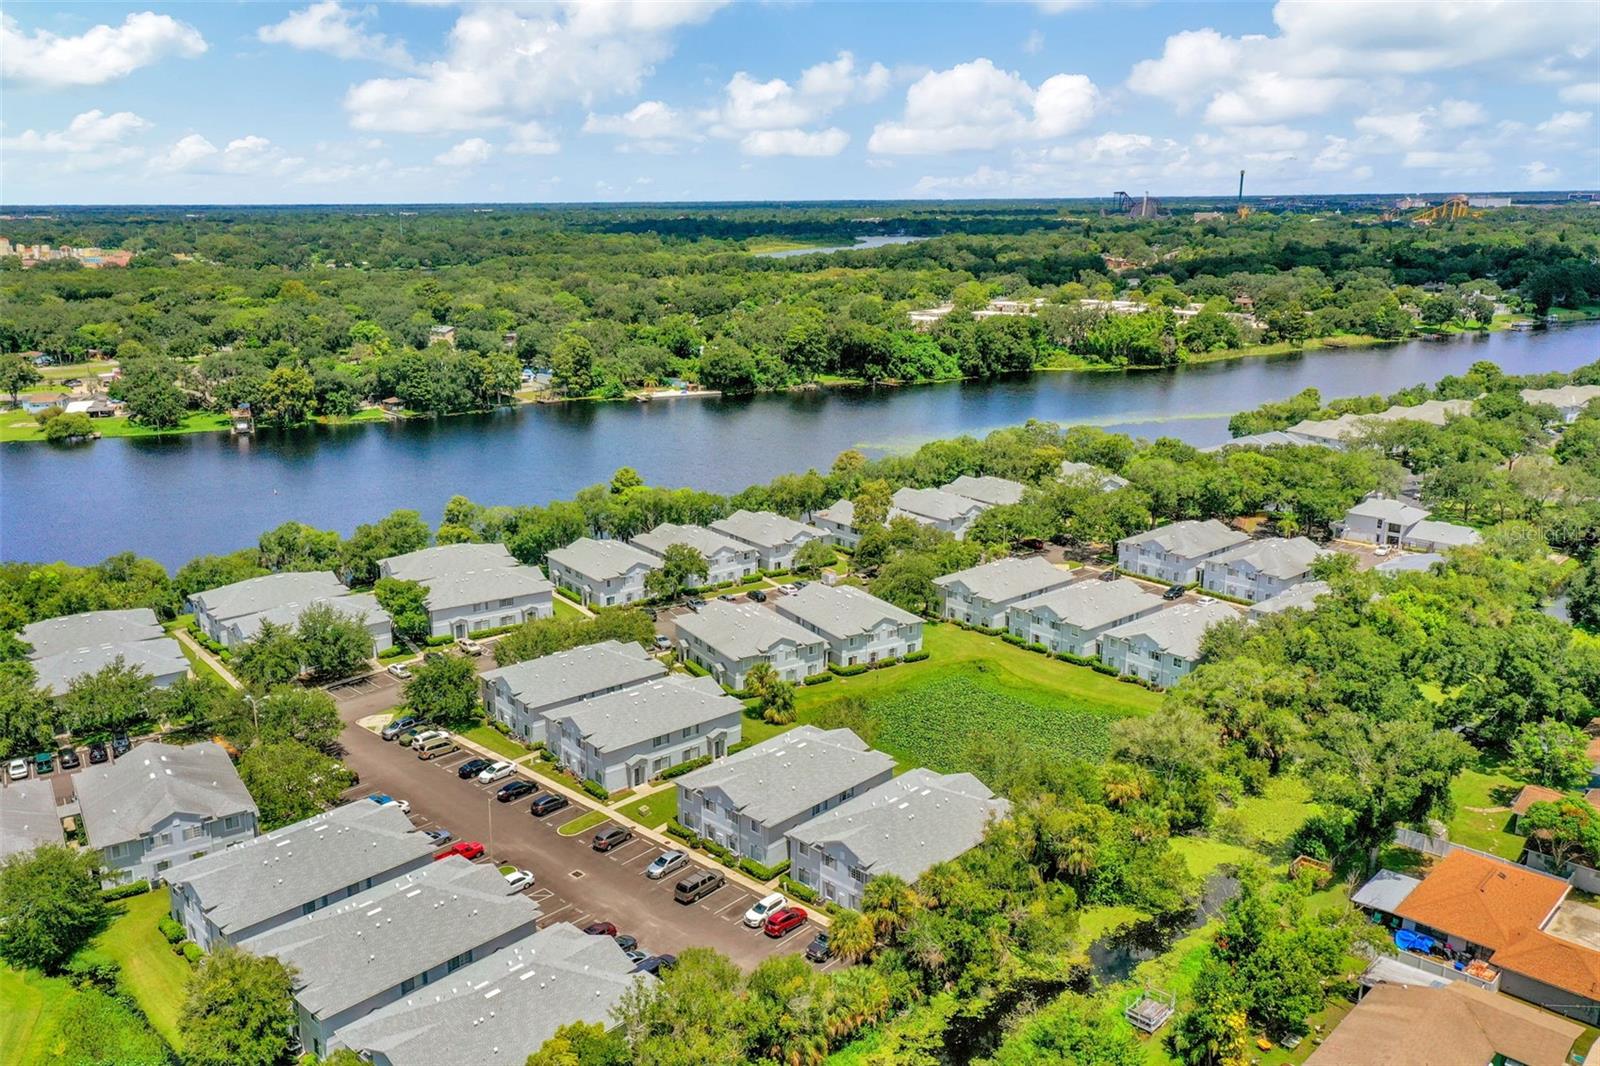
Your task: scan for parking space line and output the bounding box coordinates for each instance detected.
[621,847,660,867]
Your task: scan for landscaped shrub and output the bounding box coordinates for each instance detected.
[1025,642,1050,655]
[901,650,930,663]
[581,779,610,802]
[424,634,454,647]
[1091,662,1119,676]
[555,586,581,603]
[682,659,710,678]
[739,857,790,882]
[660,755,713,780]
[65,950,121,992]
[866,657,898,670]
[1000,632,1026,647]
[101,880,150,902]
[727,739,753,755]
[490,718,512,736]
[467,623,519,639]
[803,672,835,686]
[180,941,203,966]
[377,645,412,662]
[781,876,818,904]
[157,916,185,944]
[973,624,1004,636]
[830,663,869,677]
[666,820,695,842]
[1055,651,1096,667]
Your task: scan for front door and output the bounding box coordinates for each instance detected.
[453,621,467,638]
[632,763,644,787]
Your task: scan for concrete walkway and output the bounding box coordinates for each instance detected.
[172,628,241,689]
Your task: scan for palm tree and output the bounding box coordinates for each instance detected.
[860,874,918,939]
[827,908,876,962]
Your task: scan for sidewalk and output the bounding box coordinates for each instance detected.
[447,727,828,927]
[172,628,241,689]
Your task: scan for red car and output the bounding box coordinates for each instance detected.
[763,906,808,938]
[583,921,618,937]
[434,841,485,862]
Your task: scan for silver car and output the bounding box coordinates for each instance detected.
[645,850,689,880]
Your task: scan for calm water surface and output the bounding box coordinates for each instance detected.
[3,324,1595,567]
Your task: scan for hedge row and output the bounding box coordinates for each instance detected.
[902,649,930,663]
[102,880,150,902]
[780,876,818,904]
[581,779,610,801]
[682,658,710,678]
[739,857,790,882]
[467,623,520,639]
[555,585,582,603]
[660,754,712,780]
[802,672,835,686]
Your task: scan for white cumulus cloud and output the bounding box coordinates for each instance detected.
[506,122,559,156]
[435,137,492,166]
[868,59,1098,154]
[258,2,413,68]
[3,109,151,153]
[2,11,206,88]
[740,128,849,157]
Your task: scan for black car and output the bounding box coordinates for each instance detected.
[748,589,767,603]
[1099,569,1120,582]
[56,746,81,770]
[111,734,131,757]
[497,779,536,803]
[457,758,492,779]
[613,934,638,953]
[634,954,678,976]
[529,792,570,816]
[1162,584,1186,600]
[87,741,109,765]
[805,931,832,962]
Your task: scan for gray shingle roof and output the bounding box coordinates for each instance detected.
[229,591,388,643]
[165,802,435,938]
[1346,497,1430,526]
[0,779,62,859]
[380,543,516,583]
[333,923,647,1066]
[774,583,919,641]
[1101,599,1241,661]
[1202,431,1302,452]
[241,857,542,1020]
[709,510,823,549]
[546,538,659,581]
[675,601,825,660]
[1204,536,1327,580]
[787,768,1009,882]
[20,609,162,658]
[942,475,1026,507]
[933,556,1074,604]
[480,640,665,709]
[1249,580,1331,616]
[891,487,987,523]
[190,572,349,623]
[76,742,257,849]
[1058,461,1131,487]
[675,726,895,826]
[553,675,740,753]
[631,523,754,562]
[1522,384,1600,411]
[1405,520,1482,548]
[30,637,190,695]
[1375,552,1445,574]
[813,499,855,526]
[1352,869,1422,913]
[1012,577,1165,629]
[1120,519,1250,559]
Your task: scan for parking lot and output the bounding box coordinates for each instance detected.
[651,583,799,644]
[330,681,834,971]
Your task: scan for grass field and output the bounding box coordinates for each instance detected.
[616,787,678,829]
[460,723,531,761]
[0,966,72,1065]
[552,597,586,619]
[163,614,230,688]
[0,410,232,443]
[558,810,610,837]
[95,891,191,1050]
[1445,764,1527,860]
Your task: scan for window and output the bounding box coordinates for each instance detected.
[400,976,417,994]
[183,825,203,841]
[447,950,471,973]
[499,598,514,607]
[681,726,694,739]
[652,734,669,748]
[222,815,242,831]
[822,853,836,869]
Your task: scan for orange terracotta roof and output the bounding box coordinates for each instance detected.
[1492,928,1600,1000]
[1394,851,1568,951]
[1305,981,1581,1066]
[1587,735,1600,762]
[1511,784,1565,816]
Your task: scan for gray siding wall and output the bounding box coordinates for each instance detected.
[1199,562,1303,604]
[1115,543,1219,585]
[101,810,257,886]
[787,839,869,910]
[552,714,741,792]
[677,765,894,867]
[676,633,825,689]
[1098,633,1193,689]
[427,590,552,639]
[1006,604,1161,657]
[547,561,650,608]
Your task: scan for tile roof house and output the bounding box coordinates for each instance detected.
[1117,520,1251,585]
[378,543,552,640]
[674,600,828,688]
[675,726,896,867]
[479,640,666,745]
[890,487,990,539]
[190,571,393,651]
[942,474,1027,507]
[1006,576,1166,657]
[1305,981,1581,1066]
[933,556,1075,627]
[774,583,923,667]
[75,742,258,885]
[21,607,189,695]
[331,923,649,1066]
[1058,460,1131,490]
[630,523,760,586]
[1339,496,1431,547]
[1198,536,1329,603]
[1392,850,1600,1025]
[545,674,743,792]
[0,779,62,859]
[785,769,1009,910]
[545,538,659,608]
[709,510,827,570]
[241,857,543,1059]
[165,802,437,950]
[1097,599,1241,689]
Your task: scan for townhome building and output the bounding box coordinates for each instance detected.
[1098,599,1241,689]
[165,802,436,950]
[942,474,1027,507]
[1284,399,1474,448]
[1059,460,1131,491]
[545,674,743,791]
[545,538,659,607]
[1520,384,1600,423]
[1116,520,1250,585]
[785,769,1009,910]
[0,779,62,859]
[675,726,895,867]
[241,858,544,1059]
[630,523,759,585]
[774,583,922,667]
[480,639,666,744]
[21,607,190,695]
[933,556,1075,627]
[891,486,990,538]
[674,600,828,688]
[378,543,552,639]
[709,510,827,570]
[1006,577,1166,656]
[1338,496,1431,546]
[75,741,258,885]
[1198,536,1328,603]
[190,571,393,651]
[811,499,864,548]
[1247,580,1331,620]
[331,923,647,1066]
[1403,519,1483,552]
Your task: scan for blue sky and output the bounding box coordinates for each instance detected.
[3,1,1597,204]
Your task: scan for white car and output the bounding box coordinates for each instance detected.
[503,868,535,892]
[457,638,484,656]
[386,663,412,680]
[779,583,799,594]
[379,797,411,814]
[6,758,28,781]
[477,761,514,783]
[743,892,786,928]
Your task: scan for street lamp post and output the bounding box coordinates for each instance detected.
[487,793,494,861]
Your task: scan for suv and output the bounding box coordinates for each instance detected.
[87,741,109,765]
[111,734,132,757]
[1162,584,1186,601]
[33,752,54,776]
[763,906,808,939]
[592,826,633,852]
[381,716,418,740]
[456,637,484,656]
[57,746,81,770]
[743,892,786,928]
[748,589,768,603]
[674,868,725,903]
[401,728,444,748]
[805,931,832,962]
[529,792,570,816]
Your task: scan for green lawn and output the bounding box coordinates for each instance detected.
[616,787,678,829]
[1228,775,1320,851]
[0,411,233,443]
[459,724,532,761]
[1445,765,1526,859]
[1170,836,1257,879]
[95,890,191,1050]
[552,597,586,619]
[558,810,610,837]
[163,614,229,688]
[0,966,73,1065]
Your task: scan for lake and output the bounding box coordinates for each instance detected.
[754,235,929,258]
[3,324,1595,568]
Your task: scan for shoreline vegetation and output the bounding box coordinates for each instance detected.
[0,315,1568,445]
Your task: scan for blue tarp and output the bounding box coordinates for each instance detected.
[1394,929,1436,955]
